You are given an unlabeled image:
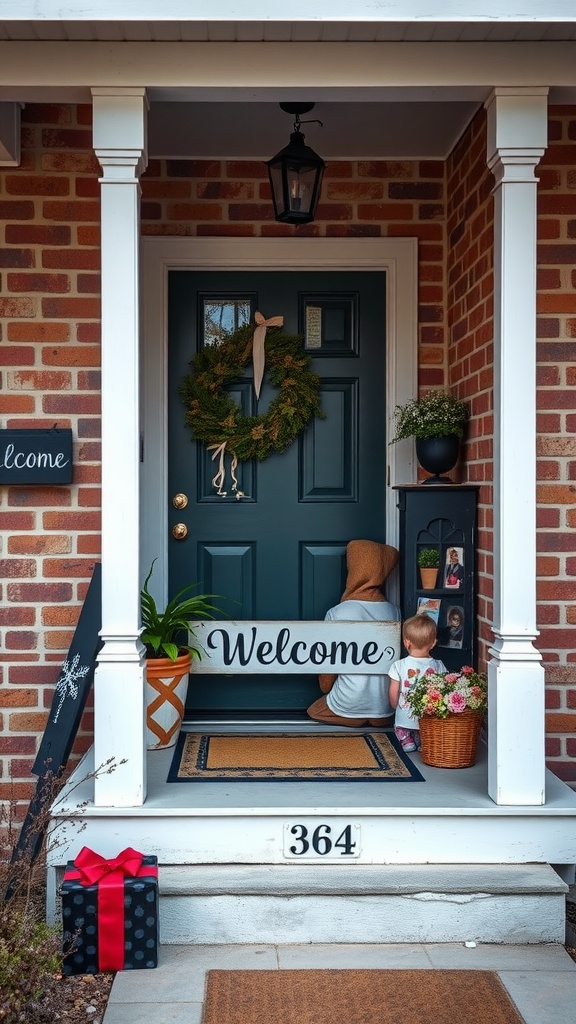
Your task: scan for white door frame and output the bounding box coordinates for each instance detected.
[140,236,418,609]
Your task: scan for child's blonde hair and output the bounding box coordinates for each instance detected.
[403,613,437,649]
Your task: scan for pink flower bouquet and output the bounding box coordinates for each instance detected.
[404,666,487,720]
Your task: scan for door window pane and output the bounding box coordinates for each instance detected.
[200,295,255,346]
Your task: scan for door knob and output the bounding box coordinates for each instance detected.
[172,493,188,509]
[172,523,188,540]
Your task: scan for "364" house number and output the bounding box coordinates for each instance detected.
[283,821,360,859]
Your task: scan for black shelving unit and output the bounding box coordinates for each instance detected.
[394,484,478,672]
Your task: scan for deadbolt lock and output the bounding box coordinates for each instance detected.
[172,523,188,541]
[172,493,188,509]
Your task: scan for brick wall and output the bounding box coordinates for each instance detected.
[0,104,101,805]
[141,155,447,380]
[535,104,576,782]
[446,107,495,666]
[1,100,575,791]
[447,104,576,784]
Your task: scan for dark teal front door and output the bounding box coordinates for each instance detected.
[168,270,387,714]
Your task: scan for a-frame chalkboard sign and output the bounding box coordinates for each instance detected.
[9,563,102,875]
[33,561,102,778]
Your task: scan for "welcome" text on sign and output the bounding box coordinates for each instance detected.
[191,621,400,674]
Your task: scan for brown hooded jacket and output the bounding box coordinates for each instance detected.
[318,539,399,693]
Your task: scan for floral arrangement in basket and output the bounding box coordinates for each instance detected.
[404,666,487,720]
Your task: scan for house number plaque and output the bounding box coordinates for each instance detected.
[283,821,361,859]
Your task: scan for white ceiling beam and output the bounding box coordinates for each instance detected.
[0,41,575,91]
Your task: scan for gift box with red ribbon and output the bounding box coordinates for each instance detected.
[61,846,158,974]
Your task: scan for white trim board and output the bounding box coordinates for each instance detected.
[140,236,418,609]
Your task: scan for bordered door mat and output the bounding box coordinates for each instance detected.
[167,731,424,782]
[202,969,524,1024]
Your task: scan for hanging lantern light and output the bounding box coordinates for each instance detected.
[266,102,325,225]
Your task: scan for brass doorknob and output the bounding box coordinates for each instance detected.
[172,523,188,540]
[172,493,188,509]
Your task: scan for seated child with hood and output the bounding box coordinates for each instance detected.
[307,539,400,728]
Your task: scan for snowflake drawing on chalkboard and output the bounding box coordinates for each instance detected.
[52,653,90,724]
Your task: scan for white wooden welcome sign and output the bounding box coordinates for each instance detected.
[191,621,401,674]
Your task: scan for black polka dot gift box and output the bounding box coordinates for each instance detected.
[61,846,158,975]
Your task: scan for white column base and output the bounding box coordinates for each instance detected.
[488,637,545,806]
[94,637,147,807]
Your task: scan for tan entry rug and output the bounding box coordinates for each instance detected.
[202,969,524,1024]
[167,731,424,782]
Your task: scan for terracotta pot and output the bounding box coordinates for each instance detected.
[419,567,439,590]
[145,652,191,750]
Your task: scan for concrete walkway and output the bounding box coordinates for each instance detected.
[103,942,576,1024]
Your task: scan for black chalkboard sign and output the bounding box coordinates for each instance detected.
[33,562,102,777]
[0,428,73,484]
[9,563,102,882]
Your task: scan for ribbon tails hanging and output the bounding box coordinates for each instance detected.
[207,311,283,499]
[207,441,244,500]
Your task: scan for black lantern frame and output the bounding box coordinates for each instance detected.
[266,103,325,225]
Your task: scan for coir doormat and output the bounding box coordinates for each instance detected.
[167,731,424,782]
[202,969,524,1024]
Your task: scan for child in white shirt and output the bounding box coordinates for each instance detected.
[388,613,447,753]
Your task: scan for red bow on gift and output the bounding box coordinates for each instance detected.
[70,846,156,972]
[73,846,145,886]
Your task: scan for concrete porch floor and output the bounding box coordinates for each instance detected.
[52,724,576,872]
[102,941,576,1024]
[50,724,576,950]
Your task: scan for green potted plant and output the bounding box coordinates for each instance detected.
[141,560,221,750]
[417,547,440,589]
[390,390,468,483]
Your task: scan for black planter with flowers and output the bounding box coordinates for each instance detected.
[390,390,468,484]
[415,433,461,483]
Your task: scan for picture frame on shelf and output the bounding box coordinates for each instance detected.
[416,597,441,624]
[436,602,465,649]
[443,545,464,589]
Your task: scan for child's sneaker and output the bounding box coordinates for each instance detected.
[394,726,416,752]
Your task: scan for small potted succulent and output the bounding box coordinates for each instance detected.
[417,547,440,590]
[141,560,221,750]
[390,390,469,483]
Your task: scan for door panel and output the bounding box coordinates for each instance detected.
[301,380,357,499]
[168,270,387,714]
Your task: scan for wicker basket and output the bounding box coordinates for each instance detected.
[419,709,484,769]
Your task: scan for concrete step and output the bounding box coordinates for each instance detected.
[159,862,567,945]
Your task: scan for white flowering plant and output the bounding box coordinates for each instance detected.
[404,666,487,720]
[390,390,468,443]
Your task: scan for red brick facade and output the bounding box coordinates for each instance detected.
[0,101,575,793]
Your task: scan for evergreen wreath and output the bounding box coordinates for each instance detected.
[179,322,324,464]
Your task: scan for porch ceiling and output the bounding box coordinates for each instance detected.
[147,98,482,161]
[1,5,575,159]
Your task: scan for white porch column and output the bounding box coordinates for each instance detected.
[92,88,148,807]
[485,87,548,805]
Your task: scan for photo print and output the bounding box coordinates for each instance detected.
[437,602,465,649]
[416,597,441,625]
[444,546,464,589]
